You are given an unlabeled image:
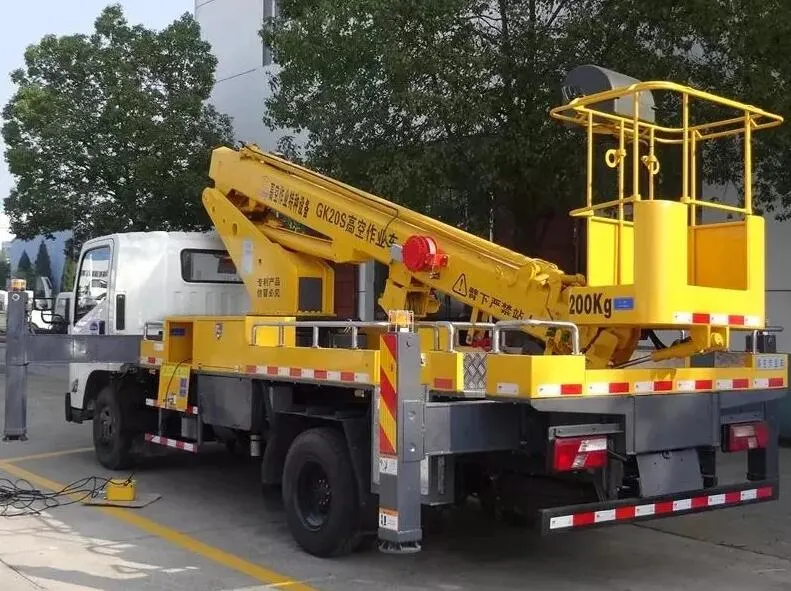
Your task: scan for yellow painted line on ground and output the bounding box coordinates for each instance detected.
[0,446,94,464]
[0,460,320,591]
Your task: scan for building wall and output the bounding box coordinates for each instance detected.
[764,215,791,352]
[700,181,791,351]
[195,0,280,150]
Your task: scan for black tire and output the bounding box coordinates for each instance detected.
[92,384,136,470]
[282,427,361,557]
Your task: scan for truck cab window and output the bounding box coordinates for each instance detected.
[180,249,242,284]
[75,246,110,323]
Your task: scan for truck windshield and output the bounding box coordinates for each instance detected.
[180,249,242,284]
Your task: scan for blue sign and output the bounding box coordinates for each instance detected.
[613,297,634,311]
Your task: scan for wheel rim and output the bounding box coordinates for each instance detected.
[97,406,115,448]
[295,460,332,531]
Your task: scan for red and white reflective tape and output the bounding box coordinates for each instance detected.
[140,356,163,366]
[537,383,583,397]
[144,433,197,453]
[145,398,198,415]
[673,312,760,327]
[633,380,674,393]
[753,377,786,389]
[715,378,751,390]
[587,382,630,395]
[244,365,371,384]
[676,379,714,392]
[549,485,773,530]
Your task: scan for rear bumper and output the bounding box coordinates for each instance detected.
[541,479,778,534]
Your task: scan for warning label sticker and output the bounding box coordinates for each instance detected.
[379,455,398,476]
[452,273,468,297]
[379,508,399,531]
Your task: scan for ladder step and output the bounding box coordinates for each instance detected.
[144,433,198,453]
[145,398,199,415]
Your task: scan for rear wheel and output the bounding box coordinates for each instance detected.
[282,427,361,557]
[92,384,136,470]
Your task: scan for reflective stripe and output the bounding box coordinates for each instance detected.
[145,398,198,415]
[587,382,630,395]
[537,384,583,397]
[673,312,762,327]
[716,378,750,390]
[754,377,785,389]
[144,433,196,453]
[549,486,773,530]
[496,382,519,396]
[243,366,371,384]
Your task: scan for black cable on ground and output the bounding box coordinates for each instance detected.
[0,473,134,517]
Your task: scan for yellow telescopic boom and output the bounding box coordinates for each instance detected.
[203,72,782,370]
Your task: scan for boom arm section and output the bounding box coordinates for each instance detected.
[204,146,633,368]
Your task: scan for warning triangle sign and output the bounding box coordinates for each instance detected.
[452,274,468,297]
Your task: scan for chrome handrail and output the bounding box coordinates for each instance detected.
[248,318,581,355]
[415,321,497,353]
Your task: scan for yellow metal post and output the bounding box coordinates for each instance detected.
[648,128,655,200]
[618,121,625,209]
[690,130,698,226]
[587,111,593,209]
[617,121,625,284]
[744,112,753,214]
[682,92,690,201]
[632,90,641,200]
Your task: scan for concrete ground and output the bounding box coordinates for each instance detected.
[0,367,790,590]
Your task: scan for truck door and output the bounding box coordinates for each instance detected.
[73,243,111,336]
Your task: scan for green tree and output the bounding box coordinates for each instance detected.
[15,251,35,286]
[2,4,235,248]
[262,1,791,253]
[60,257,77,292]
[0,252,10,289]
[33,240,53,286]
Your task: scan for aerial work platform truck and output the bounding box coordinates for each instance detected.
[49,67,787,556]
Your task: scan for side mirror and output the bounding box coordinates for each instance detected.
[33,296,53,311]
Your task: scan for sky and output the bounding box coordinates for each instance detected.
[0,0,195,244]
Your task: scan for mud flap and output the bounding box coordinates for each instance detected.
[636,448,702,497]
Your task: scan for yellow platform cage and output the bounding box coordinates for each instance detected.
[550,71,783,354]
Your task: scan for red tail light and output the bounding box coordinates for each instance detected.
[723,421,768,452]
[552,436,608,472]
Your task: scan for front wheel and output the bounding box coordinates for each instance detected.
[282,427,362,557]
[92,384,136,470]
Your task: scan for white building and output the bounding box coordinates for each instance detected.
[765,216,790,352]
[195,0,280,150]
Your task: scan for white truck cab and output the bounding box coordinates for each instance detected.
[65,231,249,423]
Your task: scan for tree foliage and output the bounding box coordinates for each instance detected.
[2,4,235,247]
[0,252,10,290]
[60,257,76,292]
[263,0,791,252]
[15,251,35,285]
